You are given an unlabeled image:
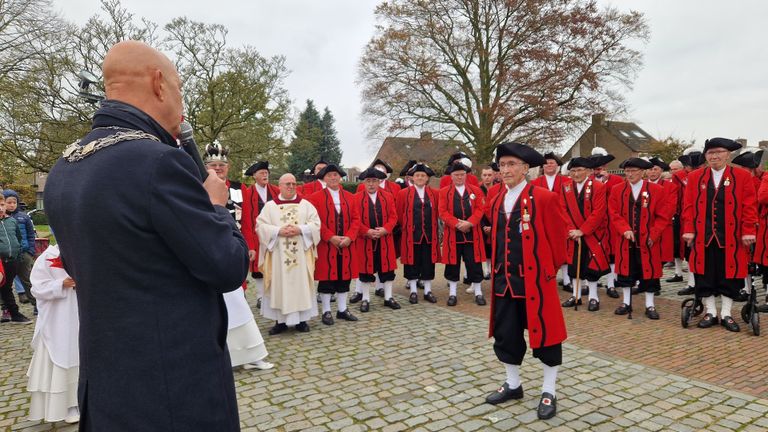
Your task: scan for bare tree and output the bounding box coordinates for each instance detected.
[358,0,650,162]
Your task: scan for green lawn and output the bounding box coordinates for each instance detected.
[34,225,56,245]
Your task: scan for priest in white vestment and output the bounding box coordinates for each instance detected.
[257,173,321,334]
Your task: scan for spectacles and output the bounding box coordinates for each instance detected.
[498,161,528,168]
[706,149,729,155]
[281,182,297,187]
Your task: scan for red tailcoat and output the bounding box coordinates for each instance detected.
[355,180,400,197]
[530,174,571,195]
[591,173,623,257]
[682,166,757,278]
[438,184,487,264]
[299,180,324,196]
[652,179,678,262]
[308,188,360,281]
[353,191,398,274]
[439,173,480,188]
[396,186,440,265]
[240,183,279,272]
[755,173,768,265]
[559,179,610,273]
[609,181,671,280]
[487,184,568,348]
[670,169,690,258]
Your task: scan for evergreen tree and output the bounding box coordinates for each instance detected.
[287,100,323,177]
[319,107,343,166]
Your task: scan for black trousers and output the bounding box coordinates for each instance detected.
[317,252,351,294]
[492,293,561,367]
[0,258,20,313]
[567,242,607,282]
[444,243,483,283]
[359,240,396,283]
[615,247,660,294]
[694,244,743,299]
[403,242,435,281]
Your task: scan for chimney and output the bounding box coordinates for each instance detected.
[591,113,605,126]
[736,138,747,147]
[759,140,768,149]
[420,131,432,141]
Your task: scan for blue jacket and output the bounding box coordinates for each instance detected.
[45,100,248,432]
[3,190,36,255]
[0,216,22,259]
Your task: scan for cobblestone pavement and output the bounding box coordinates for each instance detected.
[3,267,768,431]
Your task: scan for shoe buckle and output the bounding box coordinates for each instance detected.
[541,398,552,406]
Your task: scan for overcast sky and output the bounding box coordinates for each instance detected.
[55,0,768,168]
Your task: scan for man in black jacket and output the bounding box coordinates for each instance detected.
[45,41,248,431]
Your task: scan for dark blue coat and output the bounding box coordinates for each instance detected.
[44,100,248,431]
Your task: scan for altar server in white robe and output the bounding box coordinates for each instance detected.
[257,173,321,335]
[223,286,273,370]
[26,244,80,424]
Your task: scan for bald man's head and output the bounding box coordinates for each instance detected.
[102,41,183,136]
[278,173,298,198]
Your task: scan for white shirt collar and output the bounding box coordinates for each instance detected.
[576,179,587,193]
[415,185,426,199]
[455,184,466,195]
[545,174,557,191]
[504,180,527,214]
[368,191,378,203]
[630,179,643,199]
[711,166,726,186]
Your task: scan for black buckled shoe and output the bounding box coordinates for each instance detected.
[562,283,572,293]
[606,288,619,298]
[537,392,557,420]
[424,292,438,303]
[321,311,334,325]
[349,292,363,304]
[666,274,684,283]
[336,310,358,321]
[409,292,418,304]
[384,298,402,310]
[268,322,288,335]
[360,300,370,313]
[588,299,599,312]
[374,288,385,298]
[485,382,523,405]
[721,315,740,332]
[697,313,718,328]
[677,286,695,296]
[475,295,486,306]
[462,277,471,285]
[614,303,632,315]
[447,295,458,306]
[734,289,750,302]
[295,321,310,332]
[561,296,582,308]
[645,306,660,320]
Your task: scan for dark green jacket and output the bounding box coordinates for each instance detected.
[0,216,22,259]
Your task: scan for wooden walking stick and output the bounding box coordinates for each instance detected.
[574,238,582,311]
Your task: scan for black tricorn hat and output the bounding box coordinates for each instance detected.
[399,160,417,176]
[447,151,469,165]
[495,141,546,167]
[678,151,705,168]
[731,150,764,169]
[317,164,346,179]
[245,161,269,176]
[370,158,393,174]
[649,157,670,171]
[619,157,653,170]
[445,162,471,174]
[489,162,500,172]
[567,157,595,170]
[407,163,436,177]
[704,137,741,153]
[358,167,387,180]
[588,154,616,167]
[543,152,563,166]
[312,158,329,172]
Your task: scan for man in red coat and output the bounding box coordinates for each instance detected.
[240,161,279,306]
[438,163,487,306]
[483,142,567,421]
[299,159,328,196]
[608,158,671,320]
[396,163,440,304]
[588,148,623,299]
[647,157,677,270]
[682,138,757,332]
[307,164,360,326]
[352,168,400,312]
[439,152,481,189]
[673,149,705,295]
[559,157,610,311]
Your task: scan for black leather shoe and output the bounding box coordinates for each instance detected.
[614,303,632,315]
[677,286,695,296]
[375,288,385,298]
[330,293,336,302]
[561,296,582,307]
[409,292,418,304]
[322,311,334,325]
[336,310,358,321]
[417,280,425,289]
[734,289,750,302]
[537,392,557,420]
[462,277,471,285]
[757,303,768,313]
[295,321,310,332]
[447,295,458,306]
[360,300,370,313]
[697,313,718,328]
[256,297,262,309]
[666,275,684,283]
[349,292,363,304]
[484,273,491,280]
[269,323,288,335]
[424,292,438,303]
[645,306,659,320]
[588,299,599,312]
[485,382,523,405]
[562,283,572,293]
[606,288,619,298]
[721,315,740,332]
[475,295,487,306]
[384,298,402,310]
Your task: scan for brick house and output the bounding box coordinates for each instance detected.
[370,132,464,177]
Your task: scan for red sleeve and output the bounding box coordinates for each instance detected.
[558,192,576,231]
[383,194,398,233]
[608,184,631,236]
[543,192,568,268]
[580,183,606,236]
[740,172,758,236]
[467,174,480,187]
[649,184,671,242]
[239,186,256,250]
[682,172,697,234]
[345,192,360,241]
[758,174,768,205]
[309,191,337,242]
[440,176,450,188]
[438,187,459,229]
[355,192,372,233]
[395,188,407,226]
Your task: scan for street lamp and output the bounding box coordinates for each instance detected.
[77,70,104,104]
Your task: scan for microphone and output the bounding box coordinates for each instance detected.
[179,121,208,181]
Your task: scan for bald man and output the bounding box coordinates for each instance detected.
[45,41,247,431]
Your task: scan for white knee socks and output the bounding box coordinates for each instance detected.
[424,280,432,294]
[720,296,733,318]
[472,282,482,296]
[408,280,418,294]
[355,278,362,294]
[542,364,558,397]
[504,363,521,388]
[704,295,717,316]
[384,281,393,300]
[362,282,371,302]
[674,258,683,276]
[607,263,616,288]
[622,287,631,305]
[561,264,571,285]
[645,292,654,308]
[337,292,348,313]
[449,281,457,297]
[687,271,695,287]
[321,293,332,313]
[588,281,598,301]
